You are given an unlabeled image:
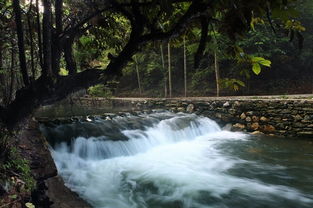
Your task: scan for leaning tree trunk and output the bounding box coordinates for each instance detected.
[12,0,29,86]
[160,43,167,97]
[134,56,142,96]
[167,41,172,98]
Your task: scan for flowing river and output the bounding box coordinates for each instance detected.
[40,111,313,208]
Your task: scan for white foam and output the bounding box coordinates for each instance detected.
[50,112,313,208]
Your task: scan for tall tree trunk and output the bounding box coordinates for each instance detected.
[0,44,3,83]
[183,36,187,97]
[0,43,4,103]
[12,0,29,86]
[134,56,142,95]
[160,43,167,97]
[64,36,77,75]
[36,0,43,69]
[52,0,63,76]
[27,11,35,80]
[167,41,172,98]
[42,0,53,78]
[214,50,220,97]
[55,0,63,34]
[212,24,220,97]
[8,47,16,105]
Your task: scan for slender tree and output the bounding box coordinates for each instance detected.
[8,45,16,104]
[214,50,220,97]
[160,43,167,97]
[134,56,142,95]
[27,1,35,79]
[36,0,43,69]
[167,41,172,98]
[183,36,187,97]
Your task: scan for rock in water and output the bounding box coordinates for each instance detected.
[186,104,195,113]
[240,113,246,120]
[222,123,232,131]
[223,102,230,107]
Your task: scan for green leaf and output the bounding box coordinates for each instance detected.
[251,56,265,62]
[251,56,271,67]
[233,84,239,91]
[9,194,17,199]
[252,63,261,75]
[259,59,271,67]
[25,202,35,208]
[236,80,246,87]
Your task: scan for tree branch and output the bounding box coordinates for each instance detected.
[1,0,209,129]
[140,1,209,42]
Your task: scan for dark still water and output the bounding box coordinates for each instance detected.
[40,111,313,208]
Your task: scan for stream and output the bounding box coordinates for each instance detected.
[40,111,313,208]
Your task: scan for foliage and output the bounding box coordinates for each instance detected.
[220,78,246,91]
[0,138,36,192]
[88,84,113,98]
[250,57,271,75]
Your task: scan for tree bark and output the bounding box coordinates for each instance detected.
[64,35,77,75]
[42,0,53,78]
[52,0,63,76]
[194,16,209,70]
[12,0,29,86]
[167,41,172,98]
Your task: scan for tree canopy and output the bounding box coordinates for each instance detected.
[0,0,306,128]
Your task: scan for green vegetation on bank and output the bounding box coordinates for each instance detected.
[0,128,36,207]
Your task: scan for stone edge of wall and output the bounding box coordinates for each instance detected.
[73,97,313,138]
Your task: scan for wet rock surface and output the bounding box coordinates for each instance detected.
[46,176,91,208]
[17,119,91,208]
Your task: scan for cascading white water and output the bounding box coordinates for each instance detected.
[47,112,313,208]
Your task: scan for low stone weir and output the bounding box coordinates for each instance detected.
[70,97,313,137]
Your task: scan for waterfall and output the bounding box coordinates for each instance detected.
[44,111,313,208]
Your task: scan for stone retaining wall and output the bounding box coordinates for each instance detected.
[72,98,313,137]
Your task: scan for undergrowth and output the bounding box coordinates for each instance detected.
[0,127,36,205]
